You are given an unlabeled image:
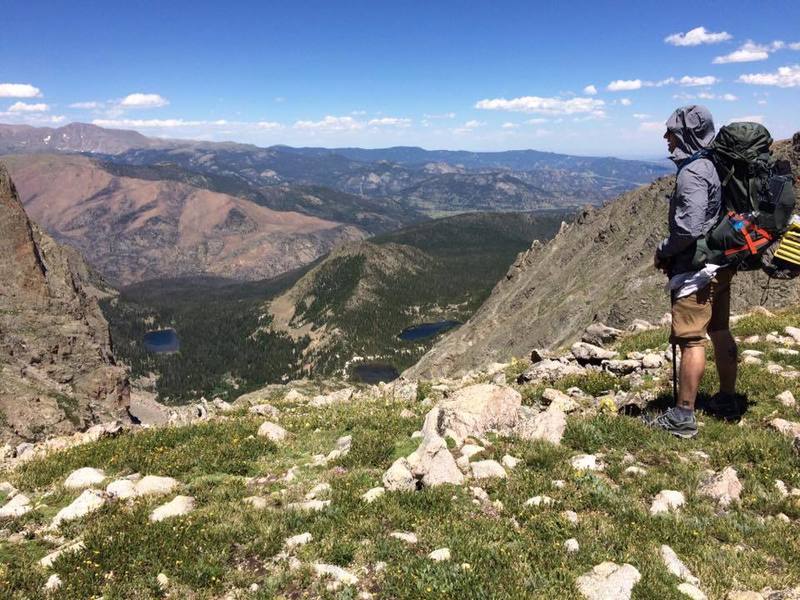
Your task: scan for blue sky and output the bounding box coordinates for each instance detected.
[2,0,799,157]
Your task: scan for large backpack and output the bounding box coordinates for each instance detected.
[691,122,797,276]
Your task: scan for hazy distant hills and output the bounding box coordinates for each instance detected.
[0,122,159,155]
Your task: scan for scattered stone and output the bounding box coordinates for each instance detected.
[571,342,618,365]
[156,573,169,590]
[775,480,789,498]
[428,548,451,562]
[502,454,521,469]
[518,359,586,384]
[135,475,179,496]
[0,493,31,518]
[63,467,106,490]
[582,323,624,347]
[776,348,800,356]
[422,384,521,442]
[43,573,62,591]
[576,562,641,600]
[284,466,299,483]
[283,389,307,403]
[0,444,13,460]
[776,513,791,523]
[660,545,699,584]
[571,454,604,472]
[516,405,567,444]
[52,490,106,528]
[287,499,330,512]
[604,359,641,375]
[39,540,85,568]
[390,531,418,544]
[562,510,579,524]
[257,421,288,442]
[305,483,331,499]
[285,532,312,549]
[770,418,800,438]
[564,538,580,553]
[552,479,566,489]
[525,495,554,507]
[249,404,279,417]
[785,326,800,344]
[743,356,762,365]
[470,487,489,502]
[106,479,137,500]
[642,353,664,369]
[766,363,784,375]
[742,335,761,344]
[382,458,416,492]
[400,408,416,419]
[471,460,507,480]
[149,495,195,522]
[698,467,742,507]
[624,465,647,476]
[629,319,656,332]
[314,563,359,586]
[726,593,764,600]
[677,583,707,600]
[741,350,764,358]
[650,490,686,515]
[460,444,485,459]
[0,481,17,495]
[243,496,268,509]
[777,391,797,407]
[542,388,580,413]
[361,487,385,503]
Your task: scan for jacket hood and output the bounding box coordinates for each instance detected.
[666,105,716,163]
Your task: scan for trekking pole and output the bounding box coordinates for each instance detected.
[672,342,678,405]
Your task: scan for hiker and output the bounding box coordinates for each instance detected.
[648,105,739,438]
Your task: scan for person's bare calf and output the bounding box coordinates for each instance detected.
[678,343,706,410]
[709,329,738,395]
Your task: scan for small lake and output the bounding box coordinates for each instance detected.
[398,320,461,341]
[352,363,400,385]
[143,328,180,353]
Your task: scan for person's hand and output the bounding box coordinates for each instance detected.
[654,252,669,273]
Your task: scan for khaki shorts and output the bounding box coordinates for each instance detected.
[671,268,734,348]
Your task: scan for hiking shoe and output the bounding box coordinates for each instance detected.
[697,393,747,422]
[642,407,698,439]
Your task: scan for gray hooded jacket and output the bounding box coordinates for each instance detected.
[656,105,722,273]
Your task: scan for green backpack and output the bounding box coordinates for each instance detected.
[692,122,797,273]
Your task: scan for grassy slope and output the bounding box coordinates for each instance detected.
[2,307,799,598]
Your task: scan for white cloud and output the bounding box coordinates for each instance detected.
[69,101,102,109]
[583,84,598,95]
[619,98,632,106]
[501,122,518,129]
[256,121,281,129]
[665,26,732,47]
[475,95,605,116]
[632,113,651,120]
[738,64,800,88]
[8,101,49,113]
[714,41,769,64]
[293,115,364,131]
[678,75,719,87]
[791,42,800,51]
[367,117,411,127]
[119,93,169,108]
[757,99,768,105]
[526,118,549,124]
[463,119,484,128]
[94,118,202,128]
[729,115,764,124]
[0,83,42,98]
[423,112,456,119]
[608,79,642,91]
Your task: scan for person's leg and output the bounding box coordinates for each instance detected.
[709,329,737,394]
[678,342,706,410]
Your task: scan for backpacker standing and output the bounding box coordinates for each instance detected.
[648,105,740,438]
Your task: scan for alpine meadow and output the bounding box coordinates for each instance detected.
[1,2,800,599]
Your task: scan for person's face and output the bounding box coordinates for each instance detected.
[664,130,679,153]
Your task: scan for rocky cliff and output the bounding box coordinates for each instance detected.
[407,134,800,379]
[0,164,130,444]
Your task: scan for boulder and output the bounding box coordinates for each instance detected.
[361,487,385,503]
[38,540,85,569]
[571,342,618,365]
[471,460,507,480]
[408,435,464,487]
[642,353,664,369]
[525,495,554,507]
[698,467,742,507]
[603,359,641,376]
[564,538,580,553]
[313,563,358,586]
[518,359,586,384]
[582,323,624,347]
[63,467,107,490]
[257,421,288,442]
[570,454,604,472]
[106,479,137,500]
[287,499,330,512]
[785,326,800,344]
[541,388,580,413]
[502,454,521,469]
[51,489,106,528]
[422,384,521,442]
[770,418,800,438]
[428,548,451,562]
[135,475,179,497]
[249,404,279,417]
[382,458,416,492]
[0,493,32,518]
[576,562,641,600]
[43,573,62,592]
[777,391,796,407]
[149,496,195,522]
[515,405,567,444]
[285,532,313,549]
[390,531,418,544]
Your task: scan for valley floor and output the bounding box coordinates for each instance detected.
[1,308,800,599]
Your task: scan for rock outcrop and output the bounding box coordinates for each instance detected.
[406,135,800,379]
[0,163,130,444]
